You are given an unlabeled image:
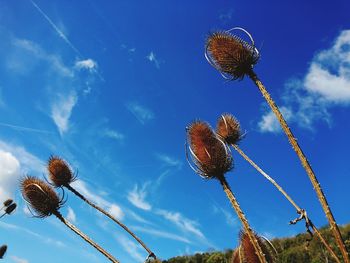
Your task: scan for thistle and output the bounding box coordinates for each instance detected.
[206,28,349,263]
[47,156,156,259]
[186,121,267,263]
[217,113,341,263]
[0,245,7,259]
[21,176,119,263]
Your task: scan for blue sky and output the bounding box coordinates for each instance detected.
[0,0,350,262]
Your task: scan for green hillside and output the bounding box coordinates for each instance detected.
[160,224,350,263]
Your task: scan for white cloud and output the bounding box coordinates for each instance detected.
[0,141,44,202]
[146,51,161,68]
[132,225,191,244]
[66,207,76,223]
[0,150,20,202]
[75,59,98,72]
[156,209,205,240]
[212,205,236,227]
[258,29,350,132]
[10,256,29,263]
[156,153,182,169]
[51,92,77,135]
[258,106,292,133]
[127,184,151,211]
[70,180,124,220]
[126,102,154,124]
[115,235,144,262]
[103,129,125,141]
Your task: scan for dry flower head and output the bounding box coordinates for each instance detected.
[205,29,259,80]
[187,121,232,179]
[217,113,242,145]
[48,156,76,187]
[0,245,7,259]
[21,176,64,218]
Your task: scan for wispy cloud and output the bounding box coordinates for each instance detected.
[115,235,144,262]
[156,209,205,240]
[66,207,76,223]
[0,122,52,134]
[126,102,154,124]
[146,52,161,69]
[75,59,98,72]
[70,180,124,220]
[212,204,237,227]
[29,0,82,57]
[0,149,20,201]
[10,256,29,263]
[156,153,182,169]
[258,29,350,132]
[0,221,65,248]
[127,184,152,211]
[132,225,191,244]
[51,92,78,135]
[103,128,125,141]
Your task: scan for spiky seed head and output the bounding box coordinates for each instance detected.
[206,31,259,80]
[217,114,242,145]
[4,203,16,215]
[48,156,75,187]
[231,249,241,263]
[3,199,13,207]
[0,245,7,259]
[187,121,233,179]
[239,231,275,263]
[21,176,62,218]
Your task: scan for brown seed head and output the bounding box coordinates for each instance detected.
[239,231,275,263]
[206,31,259,80]
[4,203,16,215]
[3,199,13,207]
[217,114,242,145]
[231,249,241,263]
[187,121,232,179]
[0,245,7,259]
[48,156,75,187]
[21,176,62,218]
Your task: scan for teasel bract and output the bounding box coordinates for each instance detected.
[47,156,156,260]
[186,120,267,263]
[0,202,16,219]
[21,176,120,263]
[206,28,349,263]
[217,113,341,263]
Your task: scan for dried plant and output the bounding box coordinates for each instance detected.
[0,203,17,219]
[186,121,267,263]
[205,27,349,263]
[0,245,7,259]
[2,199,13,208]
[217,113,341,263]
[47,156,156,259]
[21,176,119,263]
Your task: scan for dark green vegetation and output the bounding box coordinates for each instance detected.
[161,224,350,263]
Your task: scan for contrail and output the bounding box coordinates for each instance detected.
[0,122,53,134]
[29,0,82,57]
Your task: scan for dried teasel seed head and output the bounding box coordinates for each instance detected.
[3,199,13,207]
[0,245,7,259]
[239,231,276,263]
[217,113,242,145]
[4,203,16,215]
[48,156,75,187]
[187,120,233,179]
[231,248,241,263]
[21,176,63,218]
[205,29,259,80]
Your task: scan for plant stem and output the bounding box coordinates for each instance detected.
[232,144,341,263]
[54,211,119,263]
[247,69,349,263]
[66,184,155,259]
[219,176,267,263]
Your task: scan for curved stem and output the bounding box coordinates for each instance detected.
[247,69,349,263]
[54,211,119,263]
[232,144,341,263]
[219,176,267,263]
[66,184,155,259]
